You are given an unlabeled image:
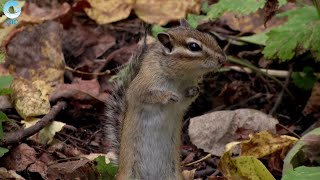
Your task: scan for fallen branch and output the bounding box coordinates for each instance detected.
[0,101,67,146]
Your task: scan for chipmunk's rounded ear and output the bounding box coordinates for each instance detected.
[180,19,190,28]
[158,32,173,52]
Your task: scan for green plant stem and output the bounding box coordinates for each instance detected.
[313,0,320,18]
[227,56,294,99]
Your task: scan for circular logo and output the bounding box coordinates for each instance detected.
[3,1,22,19]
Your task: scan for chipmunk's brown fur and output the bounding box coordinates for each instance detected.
[104,21,226,180]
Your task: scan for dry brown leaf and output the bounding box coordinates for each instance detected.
[303,82,320,116]
[19,2,71,23]
[4,143,37,172]
[85,0,134,24]
[134,0,201,25]
[47,159,97,179]
[219,3,295,33]
[188,109,278,156]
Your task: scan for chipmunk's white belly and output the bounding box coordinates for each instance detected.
[135,103,186,179]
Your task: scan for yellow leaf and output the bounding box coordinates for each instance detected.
[240,131,298,158]
[85,0,201,25]
[218,143,275,180]
[134,0,201,25]
[10,78,51,119]
[85,0,134,24]
[22,118,65,144]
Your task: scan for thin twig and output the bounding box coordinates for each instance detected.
[184,154,212,167]
[269,65,292,115]
[228,56,294,99]
[65,66,111,76]
[0,101,67,146]
[277,123,301,138]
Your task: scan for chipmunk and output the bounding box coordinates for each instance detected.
[104,20,226,180]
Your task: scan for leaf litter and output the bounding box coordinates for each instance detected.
[0,0,319,179]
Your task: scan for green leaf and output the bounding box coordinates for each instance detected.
[186,14,207,28]
[292,67,317,90]
[95,155,118,180]
[282,166,320,180]
[0,147,9,158]
[263,6,320,61]
[206,0,266,20]
[0,50,5,64]
[0,75,13,90]
[151,25,168,38]
[239,32,268,46]
[0,0,7,14]
[0,111,8,140]
[283,128,320,175]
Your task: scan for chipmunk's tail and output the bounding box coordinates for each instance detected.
[103,24,149,158]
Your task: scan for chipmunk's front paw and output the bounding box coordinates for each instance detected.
[185,86,200,98]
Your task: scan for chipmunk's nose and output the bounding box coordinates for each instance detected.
[217,53,227,65]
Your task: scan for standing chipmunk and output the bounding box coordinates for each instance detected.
[104,20,226,180]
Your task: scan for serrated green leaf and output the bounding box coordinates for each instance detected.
[0,111,8,140]
[292,67,316,90]
[282,166,320,180]
[263,6,320,61]
[239,32,268,45]
[206,0,266,20]
[0,147,9,157]
[95,155,118,180]
[0,75,13,90]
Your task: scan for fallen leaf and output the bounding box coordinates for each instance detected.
[85,0,201,25]
[241,131,298,158]
[188,109,278,156]
[22,118,65,144]
[134,0,201,25]
[85,0,134,25]
[4,143,37,171]
[20,2,71,24]
[47,159,97,179]
[10,78,51,119]
[0,167,25,179]
[182,169,196,180]
[28,161,48,179]
[218,143,275,180]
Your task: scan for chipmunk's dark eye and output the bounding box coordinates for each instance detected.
[187,42,202,52]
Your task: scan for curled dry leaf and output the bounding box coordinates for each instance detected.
[22,118,65,145]
[188,109,278,156]
[85,0,201,25]
[0,168,25,180]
